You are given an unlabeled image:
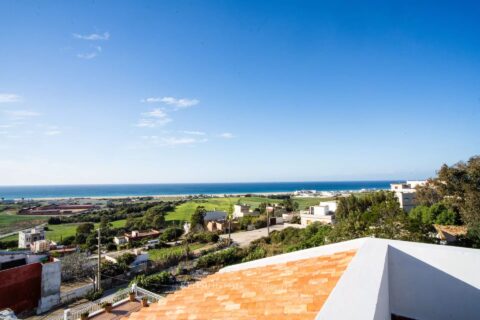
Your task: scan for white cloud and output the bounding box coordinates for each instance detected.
[77,46,102,60]
[77,52,98,59]
[182,130,206,136]
[45,130,61,136]
[0,93,22,103]
[219,132,234,139]
[141,135,207,146]
[142,108,168,118]
[136,108,172,127]
[73,32,110,41]
[4,110,40,119]
[141,96,199,109]
[162,137,205,145]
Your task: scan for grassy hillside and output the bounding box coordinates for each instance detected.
[1,219,127,243]
[166,196,332,222]
[0,212,49,235]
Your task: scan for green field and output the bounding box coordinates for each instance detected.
[148,243,206,262]
[46,219,127,242]
[1,219,127,243]
[165,196,331,222]
[0,212,49,235]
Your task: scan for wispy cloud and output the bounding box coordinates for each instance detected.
[4,110,40,119]
[219,132,234,139]
[141,96,199,109]
[77,45,102,60]
[73,32,110,41]
[141,135,208,146]
[0,93,22,103]
[136,108,172,127]
[45,130,61,136]
[182,130,206,136]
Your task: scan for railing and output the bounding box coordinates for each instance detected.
[51,285,162,320]
[136,287,162,303]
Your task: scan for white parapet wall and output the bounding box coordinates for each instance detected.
[37,261,61,314]
[317,238,480,320]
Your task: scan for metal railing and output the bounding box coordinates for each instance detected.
[49,285,161,320]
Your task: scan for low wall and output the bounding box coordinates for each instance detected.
[60,282,95,304]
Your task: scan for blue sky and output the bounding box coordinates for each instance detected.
[1,1,479,185]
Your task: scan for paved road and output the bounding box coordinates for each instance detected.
[220,224,304,247]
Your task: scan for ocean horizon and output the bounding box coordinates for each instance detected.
[0,180,401,199]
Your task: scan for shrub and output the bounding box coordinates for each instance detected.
[160,227,184,242]
[85,289,103,301]
[196,247,245,269]
[116,253,136,265]
[190,232,219,244]
[131,271,175,293]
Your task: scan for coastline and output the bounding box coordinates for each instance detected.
[5,189,387,201]
[0,180,399,201]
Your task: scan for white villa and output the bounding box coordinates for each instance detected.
[300,201,337,226]
[391,180,426,212]
[233,204,258,218]
[18,227,45,249]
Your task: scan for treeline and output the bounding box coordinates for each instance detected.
[48,201,181,225]
[414,155,480,247]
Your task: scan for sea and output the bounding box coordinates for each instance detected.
[0,181,400,200]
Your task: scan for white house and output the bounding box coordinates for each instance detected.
[233,204,258,218]
[113,236,128,245]
[300,201,337,226]
[391,180,426,212]
[18,227,45,249]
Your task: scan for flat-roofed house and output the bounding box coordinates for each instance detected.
[391,180,426,212]
[19,227,45,249]
[300,201,337,226]
[233,204,259,218]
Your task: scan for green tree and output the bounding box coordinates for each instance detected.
[190,206,206,230]
[76,222,95,235]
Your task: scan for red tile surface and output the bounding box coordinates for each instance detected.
[125,250,356,320]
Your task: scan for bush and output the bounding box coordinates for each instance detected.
[116,253,136,265]
[131,271,175,293]
[0,240,18,249]
[196,247,245,269]
[160,227,184,242]
[106,243,117,251]
[190,232,219,244]
[85,289,103,301]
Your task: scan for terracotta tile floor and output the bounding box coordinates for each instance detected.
[90,301,141,320]
[123,250,356,320]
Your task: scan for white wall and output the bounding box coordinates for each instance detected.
[317,239,390,320]
[37,261,61,314]
[388,242,480,320]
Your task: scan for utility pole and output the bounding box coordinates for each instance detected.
[267,208,270,236]
[97,228,101,292]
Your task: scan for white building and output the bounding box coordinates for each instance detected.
[18,227,45,249]
[113,236,128,245]
[31,240,51,253]
[233,204,258,218]
[300,201,337,226]
[391,180,426,212]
